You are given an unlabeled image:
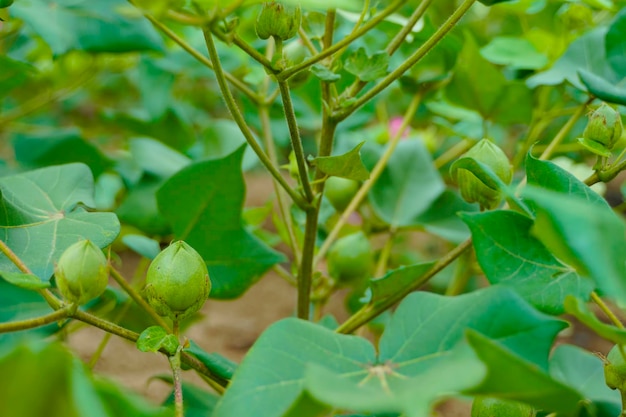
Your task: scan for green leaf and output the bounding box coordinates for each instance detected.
[0,341,170,417]
[445,35,507,118]
[367,140,445,227]
[304,344,484,417]
[163,382,219,417]
[549,344,621,416]
[310,142,370,181]
[122,235,161,260]
[579,69,626,106]
[411,189,477,244]
[344,48,390,82]
[129,137,191,179]
[184,340,238,381]
[607,9,626,78]
[369,262,436,303]
[213,318,371,417]
[0,271,51,290]
[466,331,583,415]
[527,27,617,91]
[136,326,179,355]
[0,163,120,280]
[116,179,171,236]
[461,210,593,314]
[563,296,626,344]
[12,0,165,56]
[12,129,112,178]
[445,34,533,123]
[523,186,626,305]
[525,155,608,207]
[310,63,341,82]
[197,120,259,171]
[157,146,285,299]
[480,37,548,70]
[214,287,566,417]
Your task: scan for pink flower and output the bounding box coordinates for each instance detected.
[389,117,409,139]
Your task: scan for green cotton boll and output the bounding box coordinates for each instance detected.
[579,103,623,157]
[144,241,211,321]
[605,344,626,392]
[55,240,109,305]
[255,2,302,41]
[327,232,374,285]
[453,138,512,210]
[325,177,360,212]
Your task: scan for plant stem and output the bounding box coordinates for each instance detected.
[375,230,395,278]
[201,27,309,210]
[298,207,318,320]
[170,320,184,417]
[445,249,472,296]
[278,80,314,201]
[433,139,474,169]
[169,349,184,417]
[110,267,171,331]
[334,0,477,121]
[591,291,624,329]
[386,0,434,55]
[539,96,593,160]
[314,93,421,266]
[0,308,69,333]
[337,238,473,334]
[141,12,258,102]
[279,0,404,81]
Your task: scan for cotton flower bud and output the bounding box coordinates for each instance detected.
[55,240,109,305]
[255,2,302,41]
[578,103,623,157]
[452,139,512,210]
[144,241,210,321]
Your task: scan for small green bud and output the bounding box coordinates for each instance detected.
[325,177,360,212]
[471,397,535,417]
[255,2,302,41]
[55,240,109,305]
[144,241,210,321]
[604,345,626,392]
[578,103,623,157]
[327,232,373,284]
[0,0,13,8]
[452,139,512,210]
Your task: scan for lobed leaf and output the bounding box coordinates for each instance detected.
[0,163,120,281]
